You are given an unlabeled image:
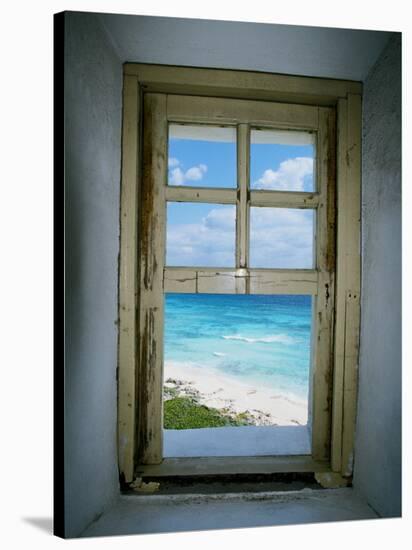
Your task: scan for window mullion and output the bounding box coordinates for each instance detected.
[165,186,236,204]
[236,123,250,269]
[250,190,319,209]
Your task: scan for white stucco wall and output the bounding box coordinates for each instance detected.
[98,13,391,81]
[353,34,402,517]
[64,11,122,537]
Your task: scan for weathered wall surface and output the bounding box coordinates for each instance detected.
[64,12,122,537]
[62,9,401,534]
[353,34,402,517]
[98,13,390,81]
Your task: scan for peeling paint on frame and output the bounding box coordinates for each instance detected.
[117,64,361,481]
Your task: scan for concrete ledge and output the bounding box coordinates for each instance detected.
[81,488,378,538]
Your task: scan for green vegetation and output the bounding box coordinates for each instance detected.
[164,396,252,429]
[164,385,179,400]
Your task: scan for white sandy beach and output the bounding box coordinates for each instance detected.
[164,361,308,426]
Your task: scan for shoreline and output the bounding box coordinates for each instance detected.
[164,361,308,427]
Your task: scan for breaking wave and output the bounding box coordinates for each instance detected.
[222,334,294,345]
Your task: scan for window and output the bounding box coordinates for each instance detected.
[118,65,361,482]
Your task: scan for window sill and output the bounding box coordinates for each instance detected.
[136,455,330,477]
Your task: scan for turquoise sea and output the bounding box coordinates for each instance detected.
[164,294,312,402]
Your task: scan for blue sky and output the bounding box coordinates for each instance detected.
[166,125,315,268]
[168,138,237,188]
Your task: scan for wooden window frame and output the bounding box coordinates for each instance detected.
[118,63,361,483]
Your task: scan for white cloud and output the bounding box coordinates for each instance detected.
[169,167,185,186]
[252,157,313,191]
[204,206,236,230]
[185,164,207,181]
[250,208,314,268]
[168,157,180,168]
[168,160,208,186]
[167,206,235,266]
[166,205,314,269]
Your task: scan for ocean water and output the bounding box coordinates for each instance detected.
[164,293,312,402]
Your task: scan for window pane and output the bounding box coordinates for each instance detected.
[168,124,237,188]
[164,293,312,430]
[166,202,236,267]
[250,129,315,192]
[250,207,315,268]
